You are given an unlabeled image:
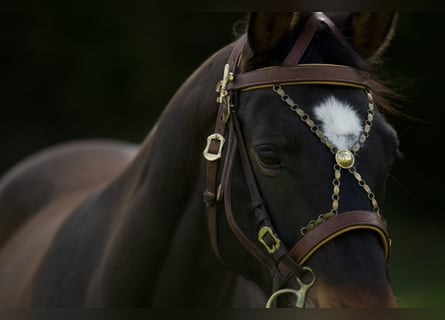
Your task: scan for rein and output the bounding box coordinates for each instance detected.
[202,12,391,308]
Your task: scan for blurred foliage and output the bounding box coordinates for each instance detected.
[0,6,443,307]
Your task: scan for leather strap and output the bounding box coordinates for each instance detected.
[204,34,247,261]
[232,110,289,264]
[222,122,274,270]
[203,99,228,261]
[227,64,370,91]
[288,211,390,265]
[224,111,308,285]
[282,13,323,67]
[283,12,354,67]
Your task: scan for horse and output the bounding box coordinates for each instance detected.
[0,12,401,307]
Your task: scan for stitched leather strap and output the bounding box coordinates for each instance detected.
[282,13,323,67]
[224,112,308,284]
[288,211,390,265]
[223,120,274,270]
[227,64,370,91]
[204,34,247,261]
[283,12,354,67]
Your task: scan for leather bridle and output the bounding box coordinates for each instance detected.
[202,12,391,308]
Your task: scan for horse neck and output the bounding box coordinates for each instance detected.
[90,45,237,306]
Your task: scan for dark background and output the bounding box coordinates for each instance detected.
[0,8,443,307]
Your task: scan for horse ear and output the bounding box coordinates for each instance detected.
[348,12,398,62]
[243,12,298,69]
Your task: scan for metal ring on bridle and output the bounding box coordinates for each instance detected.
[265,266,316,308]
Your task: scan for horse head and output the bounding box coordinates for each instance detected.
[205,12,400,308]
[0,11,403,309]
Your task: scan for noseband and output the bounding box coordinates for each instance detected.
[203,12,391,308]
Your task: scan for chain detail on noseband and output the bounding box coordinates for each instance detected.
[273,85,381,235]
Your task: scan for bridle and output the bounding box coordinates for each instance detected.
[203,12,391,308]
[202,12,391,308]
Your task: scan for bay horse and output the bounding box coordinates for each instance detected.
[0,12,401,307]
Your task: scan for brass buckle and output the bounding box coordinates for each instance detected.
[216,64,234,123]
[258,226,281,254]
[216,64,234,104]
[203,133,225,161]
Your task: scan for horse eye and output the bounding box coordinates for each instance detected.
[255,145,283,170]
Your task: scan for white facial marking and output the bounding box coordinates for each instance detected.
[313,96,362,150]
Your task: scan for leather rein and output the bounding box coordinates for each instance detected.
[202,12,391,307]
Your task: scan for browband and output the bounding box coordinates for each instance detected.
[227,64,370,91]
